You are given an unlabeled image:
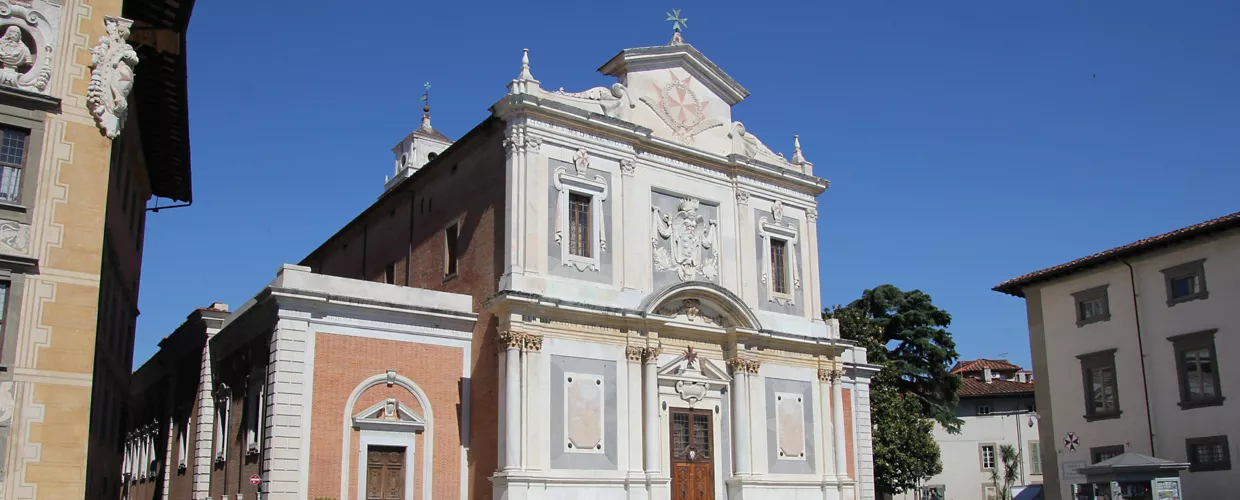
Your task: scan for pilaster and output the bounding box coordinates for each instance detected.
[263,317,310,496]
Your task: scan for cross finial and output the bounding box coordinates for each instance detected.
[419,81,432,129]
[666,9,687,45]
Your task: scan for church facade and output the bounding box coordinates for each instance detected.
[123,33,877,500]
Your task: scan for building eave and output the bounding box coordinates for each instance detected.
[993,210,1240,297]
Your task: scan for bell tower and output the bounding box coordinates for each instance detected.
[385,82,453,193]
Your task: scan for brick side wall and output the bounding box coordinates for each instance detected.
[303,119,506,499]
[209,334,270,499]
[308,332,464,500]
[844,387,854,479]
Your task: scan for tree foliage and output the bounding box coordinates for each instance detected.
[825,284,963,496]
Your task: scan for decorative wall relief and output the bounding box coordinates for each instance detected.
[0,381,13,425]
[652,198,719,282]
[775,392,806,460]
[655,298,723,326]
[730,121,789,166]
[0,220,28,253]
[88,16,138,139]
[639,70,722,145]
[551,82,633,119]
[564,372,604,453]
[0,0,59,95]
[552,149,609,272]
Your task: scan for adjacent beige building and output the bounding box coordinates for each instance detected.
[995,210,1240,499]
[0,0,194,498]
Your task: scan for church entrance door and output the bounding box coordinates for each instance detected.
[366,445,405,500]
[670,408,714,500]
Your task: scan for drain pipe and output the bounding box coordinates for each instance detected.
[1122,260,1156,456]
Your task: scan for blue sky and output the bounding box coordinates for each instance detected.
[132,1,1240,370]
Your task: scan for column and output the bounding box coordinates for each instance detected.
[818,368,834,477]
[626,347,645,474]
[523,334,543,471]
[727,358,751,475]
[642,347,662,473]
[831,369,847,478]
[499,331,523,471]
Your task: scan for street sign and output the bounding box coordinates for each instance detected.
[250,474,261,486]
[1064,432,1080,452]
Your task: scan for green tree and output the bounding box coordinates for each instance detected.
[989,444,1022,500]
[829,284,963,432]
[825,284,963,496]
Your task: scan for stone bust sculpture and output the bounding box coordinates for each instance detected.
[0,26,32,84]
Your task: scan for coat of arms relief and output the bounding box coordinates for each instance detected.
[652,198,720,282]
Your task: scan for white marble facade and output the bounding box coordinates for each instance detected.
[487,38,878,500]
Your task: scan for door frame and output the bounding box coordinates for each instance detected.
[357,430,416,500]
[665,402,722,499]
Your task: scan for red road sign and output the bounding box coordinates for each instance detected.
[250,474,261,485]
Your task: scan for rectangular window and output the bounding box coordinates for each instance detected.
[444,224,458,277]
[1029,440,1042,475]
[1162,259,1208,305]
[919,485,945,500]
[0,281,8,359]
[1170,329,1222,408]
[1186,435,1231,472]
[383,263,395,285]
[982,484,998,500]
[1090,445,1125,465]
[1078,349,1121,420]
[771,238,789,294]
[0,127,28,204]
[1072,285,1110,326]
[568,193,591,258]
[980,444,996,470]
[977,402,992,416]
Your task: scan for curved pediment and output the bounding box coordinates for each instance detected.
[353,397,425,433]
[643,281,761,330]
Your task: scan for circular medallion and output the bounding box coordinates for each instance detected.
[659,80,703,128]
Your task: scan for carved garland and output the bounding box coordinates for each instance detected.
[87,16,138,139]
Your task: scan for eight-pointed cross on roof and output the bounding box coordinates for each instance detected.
[666,9,688,33]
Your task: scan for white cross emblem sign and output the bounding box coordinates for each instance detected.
[1064,432,1080,452]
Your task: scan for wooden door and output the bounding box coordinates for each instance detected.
[670,408,714,500]
[366,446,405,500]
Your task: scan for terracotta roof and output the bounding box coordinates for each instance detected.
[994,210,1240,297]
[958,378,1035,398]
[951,358,1023,374]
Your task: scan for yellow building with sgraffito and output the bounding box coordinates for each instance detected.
[0,0,195,497]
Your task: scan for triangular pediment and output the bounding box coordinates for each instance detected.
[353,398,425,432]
[657,351,731,386]
[595,44,747,151]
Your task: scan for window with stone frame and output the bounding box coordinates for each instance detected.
[1161,259,1208,306]
[1090,445,1125,465]
[1078,349,1121,420]
[0,126,28,205]
[0,281,8,360]
[976,402,992,416]
[982,484,999,500]
[1186,435,1230,472]
[1029,440,1042,475]
[568,193,592,258]
[980,443,996,470]
[1169,329,1223,408]
[1072,285,1110,326]
[770,238,789,294]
